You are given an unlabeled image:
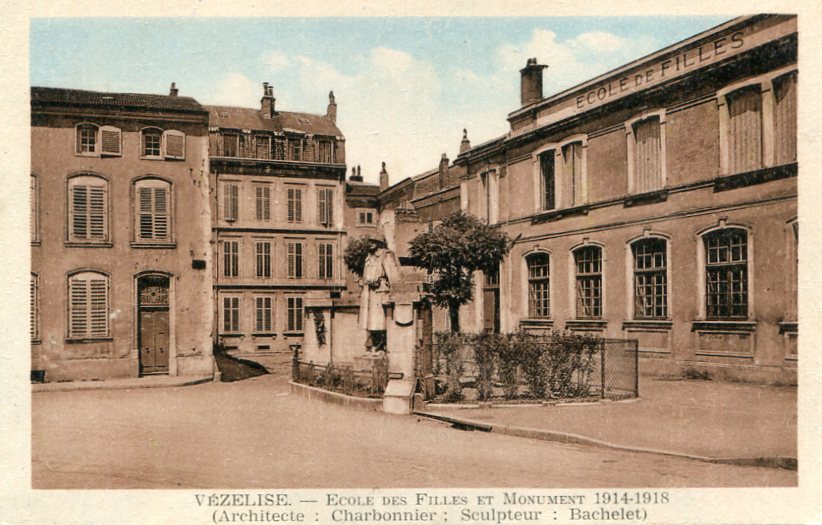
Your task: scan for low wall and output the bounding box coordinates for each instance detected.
[288,381,383,411]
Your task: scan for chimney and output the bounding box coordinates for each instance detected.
[327,91,337,124]
[350,165,362,182]
[261,82,276,119]
[459,128,471,154]
[520,58,547,106]
[438,153,449,190]
[169,82,178,97]
[379,162,389,191]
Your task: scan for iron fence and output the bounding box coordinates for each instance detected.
[292,356,389,398]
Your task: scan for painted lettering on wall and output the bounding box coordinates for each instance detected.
[575,32,744,110]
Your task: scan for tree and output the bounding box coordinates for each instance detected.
[344,236,386,277]
[408,211,511,332]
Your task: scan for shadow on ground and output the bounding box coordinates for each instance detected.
[214,348,270,382]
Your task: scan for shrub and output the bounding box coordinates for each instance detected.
[474,331,499,401]
[434,331,467,401]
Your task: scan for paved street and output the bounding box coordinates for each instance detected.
[32,375,796,489]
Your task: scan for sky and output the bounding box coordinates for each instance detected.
[30,16,730,184]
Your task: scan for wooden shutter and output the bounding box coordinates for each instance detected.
[540,151,555,210]
[72,186,89,239]
[71,181,107,241]
[30,274,38,340]
[89,277,108,337]
[635,117,661,193]
[99,126,122,156]
[318,188,333,226]
[224,184,238,221]
[256,186,270,221]
[69,277,89,337]
[163,130,186,159]
[69,273,108,338]
[729,88,762,173]
[563,142,583,206]
[288,188,302,223]
[287,242,295,278]
[138,184,170,240]
[774,73,797,165]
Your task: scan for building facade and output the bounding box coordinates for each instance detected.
[208,85,351,354]
[450,15,797,383]
[30,86,215,381]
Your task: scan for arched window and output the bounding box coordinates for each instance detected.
[631,238,668,319]
[526,253,550,318]
[703,228,749,319]
[133,178,172,243]
[574,245,603,319]
[67,175,109,243]
[67,271,110,339]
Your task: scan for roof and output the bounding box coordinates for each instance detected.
[31,86,207,114]
[205,105,342,137]
[346,180,381,197]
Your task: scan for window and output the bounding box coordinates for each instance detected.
[163,130,186,159]
[287,187,302,223]
[774,72,797,165]
[68,271,109,339]
[728,87,762,173]
[317,187,334,226]
[481,170,497,223]
[223,133,239,157]
[76,124,97,154]
[134,179,171,242]
[68,175,108,243]
[256,242,271,278]
[704,228,748,319]
[256,135,271,160]
[632,238,668,319]
[76,124,121,156]
[255,296,273,332]
[142,128,162,157]
[287,241,303,279]
[318,140,333,163]
[223,240,239,277]
[223,183,239,221]
[319,243,333,279]
[255,185,271,221]
[31,273,39,341]
[288,137,302,161]
[222,296,240,333]
[358,211,374,225]
[287,296,304,332]
[526,253,550,318]
[632,116,663,193]
[540,150,555,211]
[31,175,38,243]
[574,246,602,319]
[563,141,585,206]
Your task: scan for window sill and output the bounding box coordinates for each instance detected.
[219,333,244,338]
[565,319,607,331]
[694,351,753,359]
[623,188,668,208]
[622,319,673,332]
[779,321,798,334]
[519,318,553,328]
[714,162,797,192]
[65,242,112,248]
[691,320,756,333]
[252,333,277,337]
[66,337,113,344]
[283,331,304,337]
[531,204,590,225]
[131,242,176,249]
[140,156,163,161]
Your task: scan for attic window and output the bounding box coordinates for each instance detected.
[298,117,310,125]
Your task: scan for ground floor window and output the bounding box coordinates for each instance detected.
[704,228,749,319]
[223,296,241,333]
[574,246,602,319]
[526,253,550,318]
[255,296,273,332]
[632,238,668,319]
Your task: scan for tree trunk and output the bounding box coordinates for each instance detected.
[448,300,460,333]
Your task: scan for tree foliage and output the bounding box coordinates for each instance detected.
[343,236,386,277]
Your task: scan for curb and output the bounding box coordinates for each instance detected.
[414,410,797,471]
[32,376,214,393]
[288,381,383,411]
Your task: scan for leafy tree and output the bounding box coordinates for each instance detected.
[408,211,511,332]
[344,236,386,277]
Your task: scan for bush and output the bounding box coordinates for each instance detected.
[434,331,467,401]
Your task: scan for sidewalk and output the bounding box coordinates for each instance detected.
[32,375,213,393]
[419,376,796,466]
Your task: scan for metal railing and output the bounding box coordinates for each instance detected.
[292,346,389,398]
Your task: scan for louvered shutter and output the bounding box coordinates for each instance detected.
[295,189,302,222]
[99,126,122,156]
[90,278,108,336]
[72,186,89,239]
[728,88,762,173]
[287,243,295,278]
[30,274,38,340]
[256,297,264,331]
[70,277,89,337]
[163,130,186,159]
[774,73,797,165]
[635,117,661,193]
[139,187,154,238]
[88,186,106,239]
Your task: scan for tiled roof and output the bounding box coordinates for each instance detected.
[205,105,342,137]
[31,86,207,114]
[346,180,380,197]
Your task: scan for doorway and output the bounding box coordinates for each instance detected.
[138,274,170,375]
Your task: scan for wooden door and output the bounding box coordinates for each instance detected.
[140,310,169,374]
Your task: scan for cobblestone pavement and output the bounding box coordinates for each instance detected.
[32,374,796,489]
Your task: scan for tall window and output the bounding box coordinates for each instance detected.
[563,141,584,206]
[288,138,302,161]
[223,133,239,157]
[632,238,668,319]
[223,240,239,277]
[318,140,333,163]
[317,187,334,226]
[774,72,797,165]
[287,296,304,332]
[68,175,108,243]
[704,228,748,319]
[255,135,271,160]
[287,187,303,223]
[633,116,663,193]
[728,87,762,173]
[540,150,555,211]
[287,242,303,279]
[255,296,273,332]
[319,243,333,279]
[526,253,550,318]
[256,242,271,278]
[223,296,240,333]
[255,185,271,221]
[574,246,602,319]
[142,128,162,157]
[134,179,171,242]
[31,175,38,243]
[68,271,109,339]
[31,273,39,341]
[223,183,239,221]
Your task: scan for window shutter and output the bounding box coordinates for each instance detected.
[88,186,106,239]
[774,73,797,165]
[164,130,186,159]
[153,187,169,239]
[30,274,38,340]
[139,187,154,239]
[90,277,108,337]
[729,89,762,173]
[70,278,89,337]
[635,118,661,193]
[72,186,89,239]
[99,126,122,156]
[295,189,302,222]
